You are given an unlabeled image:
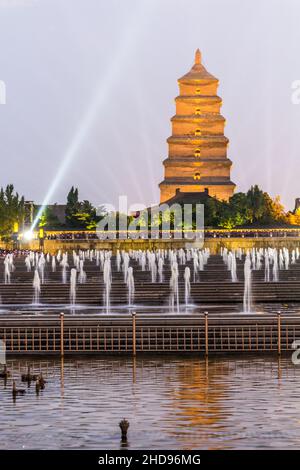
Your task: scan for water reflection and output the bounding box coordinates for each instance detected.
[165,359,230,449]
[0,355,299,449]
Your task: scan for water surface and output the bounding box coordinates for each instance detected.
[0,355,299,449]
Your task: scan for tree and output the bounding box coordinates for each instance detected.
[65,188,105,229]
[0,184,25,240]
[35,206,61,228]
[288,207,300,225]
[202,197,223,227]
[228,192,249,225]
[217,187,288,227]
[266,195,288,224]
[65,187,81,227]
[245,185,267,223]
[72,200,97,229]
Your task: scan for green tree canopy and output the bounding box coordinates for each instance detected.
[0,184,25,240]
[65,187,105,229]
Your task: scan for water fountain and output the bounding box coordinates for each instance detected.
[149,253,157,283]
[70,268,77,307]
[38,254,45,284]
[4,245,300,319]
[227,252,237,282]
[126,266,134,306]
[169,261,179,313]
[9,254,15,272]
[243,255,252,313]
[122,253,129,283]
[279,249,284,270]
[95,250,100,267]
[103,258,112,313]
[284,248,289,270]
[73,252,80,271]
[251,248,256,270]
[78,260,87,284]
[264,250,270,282]
[141,252,146,271]
[197,251,203,271]
[184,266,191,306]
[193,254,198,282]
[222,247,228,264]
[256,250,262,270]
[158,258,164,283]
[29,251,35,267]
[231,252,238,282]
[25,256,31,272]
[116,250,121,272]
[178,248,186,265]
[272,249,279,282]
[60,254,69,284]
[4,257,11,284]
[33,270,41,304]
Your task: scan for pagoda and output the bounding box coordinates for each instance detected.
[159,49,235,203]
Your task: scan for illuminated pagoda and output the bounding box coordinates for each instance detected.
[159,49,235,203]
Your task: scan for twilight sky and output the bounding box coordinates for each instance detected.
[0,0,299,210]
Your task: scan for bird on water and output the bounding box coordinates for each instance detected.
[21,366,38,382]
[12,380,26,398]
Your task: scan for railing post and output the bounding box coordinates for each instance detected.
[204,311,209,356]
[60,312,64,357]
[132,312,136,357]
[277,311,281,356]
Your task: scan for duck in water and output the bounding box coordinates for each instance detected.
[0,365,10,379]
[36,374,46,394]
[21,366,38,382]
[12,381,26,398]
[38,374,46,390]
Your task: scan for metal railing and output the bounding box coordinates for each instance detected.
[0,311,299,356]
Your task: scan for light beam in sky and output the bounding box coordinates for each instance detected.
[31,0,157,230]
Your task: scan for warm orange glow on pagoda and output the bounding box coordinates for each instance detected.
[159,49,236,203]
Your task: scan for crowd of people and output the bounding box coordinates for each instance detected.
[205,230,300,238]
[46,232,98,240]
[0,249,39,258]
[3,229,300,245]
[46,230,300,240]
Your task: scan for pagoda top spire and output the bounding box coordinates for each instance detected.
[178,49,217,83]
[195,48,201,65]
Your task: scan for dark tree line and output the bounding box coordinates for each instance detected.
[203,185,288,228]
[0,184,295,239]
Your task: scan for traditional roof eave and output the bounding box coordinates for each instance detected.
[159,180,236,187]
[167,135,229,145]
[175,95,222,104]
[170,114,225,122]
[162,157,233,166]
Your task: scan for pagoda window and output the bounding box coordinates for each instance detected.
[193,172,201,181]
[195,88,201,94]
[195,108,201,115]
[195,128,201,136]
[194,149,201,158]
